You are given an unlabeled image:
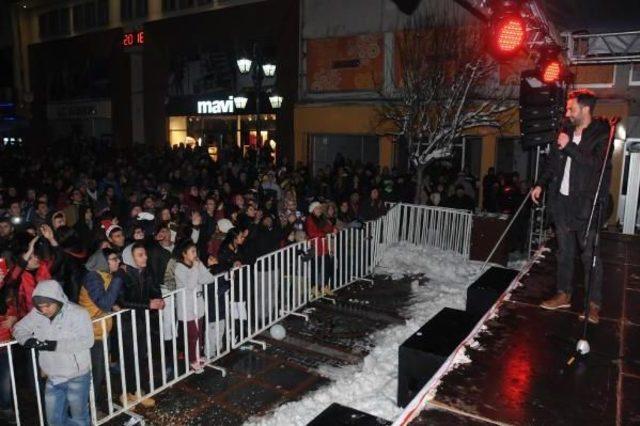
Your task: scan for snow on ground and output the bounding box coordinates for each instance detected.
[246,242,487,426]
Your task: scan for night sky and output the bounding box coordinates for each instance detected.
[540,0,640,33]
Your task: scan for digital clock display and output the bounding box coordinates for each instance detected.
[123,30,144,48]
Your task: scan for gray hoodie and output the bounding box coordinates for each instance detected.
[85,248,109,272]
[13,280,94,385]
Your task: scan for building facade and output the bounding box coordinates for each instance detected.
[11,0,298,161]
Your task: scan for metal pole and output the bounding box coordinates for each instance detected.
[480,188,534,273]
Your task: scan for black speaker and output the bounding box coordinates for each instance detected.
[308,403,392,425]
[521,129,557,149]
[466,266,519,316]
[520,116,562,134]
[519,70,566,149]
[397,308,480,407]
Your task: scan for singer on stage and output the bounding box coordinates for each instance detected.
[530,89,612,324]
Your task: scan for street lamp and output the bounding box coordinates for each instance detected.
[268,93,283,109]
[236,57,252,74]
[233,95,248,110]
[262,63,276,77]
[236,44,279,167]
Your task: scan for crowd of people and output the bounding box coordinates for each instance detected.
[0,142,531,424]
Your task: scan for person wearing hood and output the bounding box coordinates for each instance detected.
[12,280,94,426]
[78,248,124,410]
[117,242,163,408]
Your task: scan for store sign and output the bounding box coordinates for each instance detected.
[197,96,235,114]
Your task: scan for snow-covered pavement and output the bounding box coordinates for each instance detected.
[247,242,487,425]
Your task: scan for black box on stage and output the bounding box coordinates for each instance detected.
[308,403,392,425]
[397,308,480,408]
[466,266,518,316]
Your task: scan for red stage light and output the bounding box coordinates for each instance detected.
[496,17,525,54]
[542,60,561,83]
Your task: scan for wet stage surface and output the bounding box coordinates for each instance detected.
[414,232,640,425]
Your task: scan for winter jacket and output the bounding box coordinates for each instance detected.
[51,248,87,303]
[217,244,244,271]
[206,232,226,259]
[252,225,283,261]
[0,284,17,342]
[359,198,387,222]
[117,244,162,316]
[12,280,94,385]
[175,261,215,322]
[85,248,109,273]
[79,270,123,339]
[305,215,334,256]
[145,240,172,291]
[16,260,53,318]
[536,118,612,222]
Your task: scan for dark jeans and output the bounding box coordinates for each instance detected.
[90,341,106,406]
[0,349,12,410]
[553,194,603,304]
[121,319,149,395]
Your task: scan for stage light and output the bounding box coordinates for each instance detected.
[541,60,561,83]
[487,1,526,59]
[537,45,564,84]
[496,17,525,53]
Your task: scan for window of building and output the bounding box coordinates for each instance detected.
[73,1,109,32]
[629,64,640,86]
[163,0,209,12]
[178,0,195,9]
[162,0,177,12]
[39,8,70,39]
[121,0,148,21]
[96,0,109,26]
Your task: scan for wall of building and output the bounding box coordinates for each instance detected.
[16,0,298,157]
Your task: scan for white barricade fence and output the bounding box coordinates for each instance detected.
[0,204,472,425]
[385,203,472,258]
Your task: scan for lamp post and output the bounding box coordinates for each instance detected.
[235,44,281,167]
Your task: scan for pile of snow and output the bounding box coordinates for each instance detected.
[247,242,486,426]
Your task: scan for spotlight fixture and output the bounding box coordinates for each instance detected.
[537,46,564,84]
[487,1,526,59]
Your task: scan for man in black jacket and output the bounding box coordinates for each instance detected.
[118,242,165,407]
[531,90,611,324]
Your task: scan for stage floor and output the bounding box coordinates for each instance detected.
[414,232,640,425]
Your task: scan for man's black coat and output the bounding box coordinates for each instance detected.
[536,118,612,222]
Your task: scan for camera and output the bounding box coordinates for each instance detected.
[10,216,22,225]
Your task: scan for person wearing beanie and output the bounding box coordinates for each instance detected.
[85,223,124,273]
[205,219,234,263]
[12,280,94,426]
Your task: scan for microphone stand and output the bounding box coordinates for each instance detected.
[567,116,619,365]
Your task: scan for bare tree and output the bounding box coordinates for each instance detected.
[378,11,515,202]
